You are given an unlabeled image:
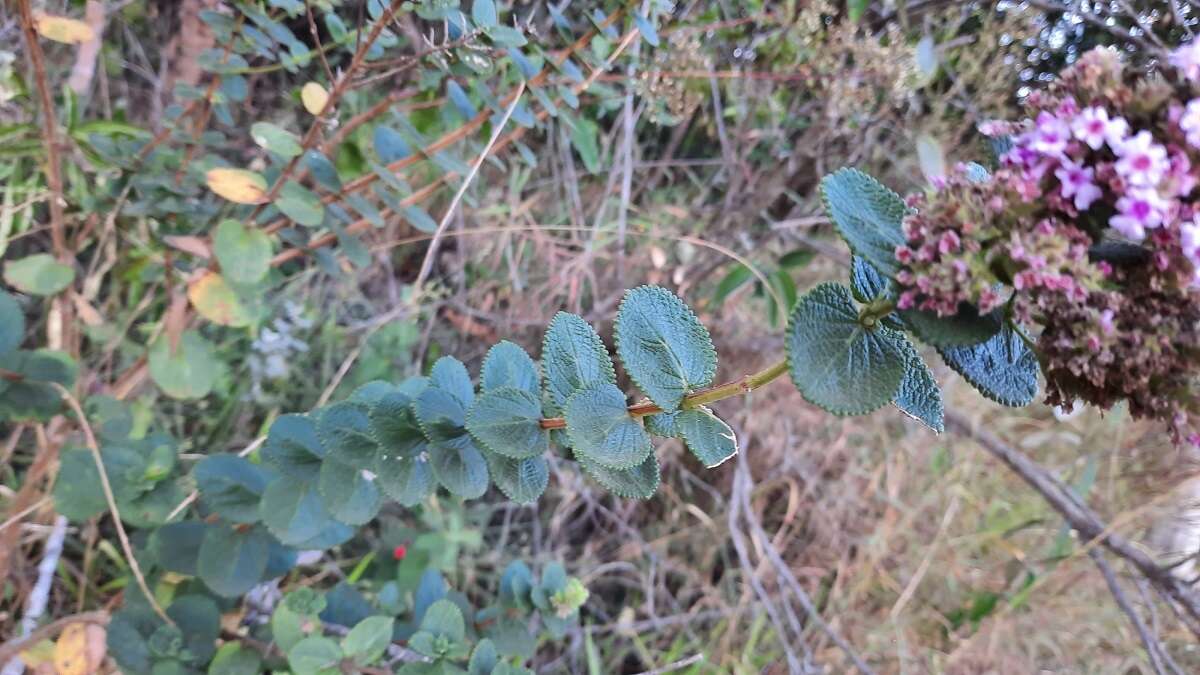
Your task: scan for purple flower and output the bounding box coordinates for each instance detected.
[1114,131,1169,187]
[1181,99,1200,148]
[1030,111,1072,157]
[1072,106,1128,150]
[1171,40,1200,82]
[1054,160,1103,210]
[1109,189,1167,240]
[1182,218,1200,266]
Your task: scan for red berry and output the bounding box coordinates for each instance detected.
[392,544,407,561]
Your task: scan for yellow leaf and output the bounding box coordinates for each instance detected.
[205,168,268,205]
[301,82,330,115]
[53,624,90,675]
[188,272,253,327]
[18,640,55,668]
[34,13,95,45]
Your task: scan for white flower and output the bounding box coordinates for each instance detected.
[1171,41,1200,82]
[1114,131,1169,187]
[1071,106,1128,150]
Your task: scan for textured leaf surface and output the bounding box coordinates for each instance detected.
[420,600,465,641]
[577,453,660,499]
[939,323,1039,407]
[850,256,892,304]
[148,331,217,400]
[317,459,382,525]
[194,455,271,523]
[260,479,341,546]
[643,411,680,438]
[614,286,716,412]
[287,636,342,675]
[541,312,615,409]
[677,408,738,468]
[374,452,433,506]
[341,616,393,664]
[317,402,378,467]
[430,442,490,499]
[564,382,652,469]
[486,454,548,504]
[787,283,907,415]
[821,168,908,278]
[213,220,272,285]
[52,449,107,521]
[197,523,270,597]
[4,254,75,296]
[262,414,326,482]
[466,387,548,459]
[369,392,426,459]
[480,341,539,395]
[901,303,1001,348]
[893,343,944,433]
[414,387,472,449]
[430,356,475,407]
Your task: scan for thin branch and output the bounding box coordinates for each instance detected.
[1089,549,1168,675]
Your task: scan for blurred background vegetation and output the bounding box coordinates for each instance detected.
[2,0,1199,672]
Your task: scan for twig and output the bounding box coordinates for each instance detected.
[51,384,174,626]
[630,653,705,675]
[1,515,68,675]
[0,497,50,533]
[1089,549,1168,675]
[411,81,527,293]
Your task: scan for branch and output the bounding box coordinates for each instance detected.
[1088,549,1170,675]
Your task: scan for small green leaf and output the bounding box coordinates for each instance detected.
[565,114,600,172]
[4,253,74,296]
[375,452,434,506]
[786,283,908,415]
[287,636,343,675]
[193,455,271,523]
[564,382,652,470]
[633,13,659,46]
[466,387,548,459]
[614,286,717,412]
[939,323,1039,407]
[484,24,527,47]
[373,126,410,163]
[414,387,472,448]
[251,121,302,157]
[446,80,478,120]
[403,205,438,233]
[480,340,539,395]
[420,599,465,642]
[341,616,394,665]
[260,478,340,546]
[213,219,272,285]
[429,442,490,499]
[577,452,660,499]
[317,458,382,525]
[275,181,325,227]
[151,521,208,576]
[541,312,616,409]
[850,256,892,304]
[148,331,218,400]
[0,289,25,353]
[901,304,1001,348]
[468,639,499,675]
[197,523,271,597]
[472,0,498,27]
[304,150,343,191]
[820,168,908,278]
[485,454,547,504]
[317,402,378,466]
[369,392,425,458]
[643,411,680,438]
[262,414,326,482]
[893,344,944,433]
[711,264,753,307]
[208,643,262,675]
[52,448,108,521]
[430,356,475,407]
[676,408,738,468]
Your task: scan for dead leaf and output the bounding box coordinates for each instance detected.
[188,272,252,327]
[53,622,105,675]
[70,292,103,327]
[163,235,212,259]
[205,168,268,205]
[301,82,330,115]
[165,288,189,353]
[34,13,95,44]
[18,639,55,669]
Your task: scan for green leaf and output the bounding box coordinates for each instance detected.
[374,452,434,506]
[0,350,77,420]
[4,253,74,296]
[150,521,208,576]
[341,616,394,665]
[466,387,548,459]
[197,523,271,597]
[52,448,107,521]
[317,458,382,525]
[403,205,438,234]
[446,80,478,120]
[373,126,410,163]
[786,283,908,415]
[468,639,499,675]
[276,181,325,227]
[676,408,738,468]
[472,0,498,28]
[541,312,616,409]
[0,290,25,353]
[565,114,599,172]
[643,411,679,438]
[213,219,272,285]
[484,24,527,48]
[485,453,548,504]
[901,304,1001,348]
[304,150,342,191]
[193,455,271,523]
[148,331,217,400]
[317,402,378,467]
[420,599,465,641]
[251,121,302,157]
[850,256,893,304]
[480,340,539,395]
[848,0,869,22]
[820,168,908,278]
[208,643,262,675]
[260,478,342,546]
[262,414,327,482]
[564,382,652,469]
[634,13,659,46]
[893,344,944,433]
[429,442,490,499]
[711,264,753,307]
[614,286,717,412]
[576,449,662,497]
[167,595,221,663]
[288,636,343,675]
[939,323,1039,407]
[415,387,472,448]
[430,356,475,407]
[369,392,425,456]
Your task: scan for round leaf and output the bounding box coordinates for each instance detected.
[275,181,325,227]
[0,290,25,354]
[188,272,254,327]
[563,382,653,470]
[197,523,271,597]
[251,122,303,157]
[374,452,434,506]
[577,453,660,500]
[341,616,394,665]
[429,442,490,499]
[485,454,548,504]
[260,479,341,546]
[213,220,271,285]
[317,458,382,525]
[676,408,738,468]
[4,253,75,296]
[466,387,548,459]
[287,636,342,675]
[614,285,717,412]
[480,340,539,394]
[820,168,908,278]
[938,323,1039,407]
[262,414,326,482]
[316,402,378,467]
[148,331,217,400]
[541,312,616,411]
[205,168,268,204]
[786,283,907,416]
[301,82,330,115]
[193,455,271,523]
